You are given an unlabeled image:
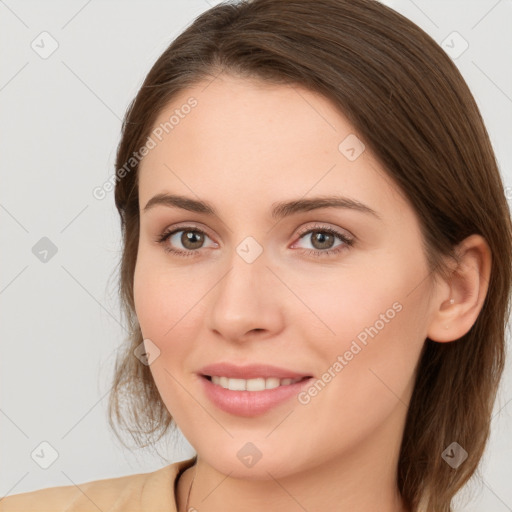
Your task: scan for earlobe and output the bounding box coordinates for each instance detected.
[427,234,492,343]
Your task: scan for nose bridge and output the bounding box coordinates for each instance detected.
[206,240,284,340]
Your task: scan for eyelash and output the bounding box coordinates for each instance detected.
[155,224,354,259]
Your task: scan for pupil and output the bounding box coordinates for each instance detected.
[313,231,333,249]
[182,231,203,249]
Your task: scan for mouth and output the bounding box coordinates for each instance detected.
[197,363,314,417]
[202,375,310,391]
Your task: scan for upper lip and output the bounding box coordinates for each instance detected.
[199,362,312,380]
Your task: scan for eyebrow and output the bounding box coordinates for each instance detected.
[142,193,381,220]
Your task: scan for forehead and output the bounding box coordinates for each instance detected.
[144,73,354,163]
[137,73,408,221]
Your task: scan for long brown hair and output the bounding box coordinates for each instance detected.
[108,1,512,510]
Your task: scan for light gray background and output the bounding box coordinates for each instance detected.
[1,1,511,510]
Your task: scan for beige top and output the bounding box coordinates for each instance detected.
[0,457,197,512]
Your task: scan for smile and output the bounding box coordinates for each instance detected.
[207,375,307,391]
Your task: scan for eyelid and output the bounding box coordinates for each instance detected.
[293,222,354,242]
[161,221,217,241]
[159,221,353,242]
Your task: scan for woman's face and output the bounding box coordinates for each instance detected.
[134,73,438,478]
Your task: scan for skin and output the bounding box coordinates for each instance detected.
[133,72,491,512]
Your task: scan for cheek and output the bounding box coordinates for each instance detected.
[133,259,204,423]
[133,253,196,339]
[133,255,209,383]
[280,257,407,349]
[295,247,428,384]
[290,301,425,466]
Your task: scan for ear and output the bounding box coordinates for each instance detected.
[427,234,492,343]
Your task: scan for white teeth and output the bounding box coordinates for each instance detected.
[210,376,304,391]
[227,378,246,391]
[246,378,265,391]
[265,377,280,389]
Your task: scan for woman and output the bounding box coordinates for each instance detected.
[2,0,510,511]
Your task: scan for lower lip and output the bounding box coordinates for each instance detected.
[200,375,313,417]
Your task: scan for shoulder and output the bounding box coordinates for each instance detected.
[0,457,196,512]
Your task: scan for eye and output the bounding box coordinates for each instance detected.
[292,224,354,257]
[155,223,354,259]
[156,226,217,257]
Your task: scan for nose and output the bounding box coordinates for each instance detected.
[205,248,285,343]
